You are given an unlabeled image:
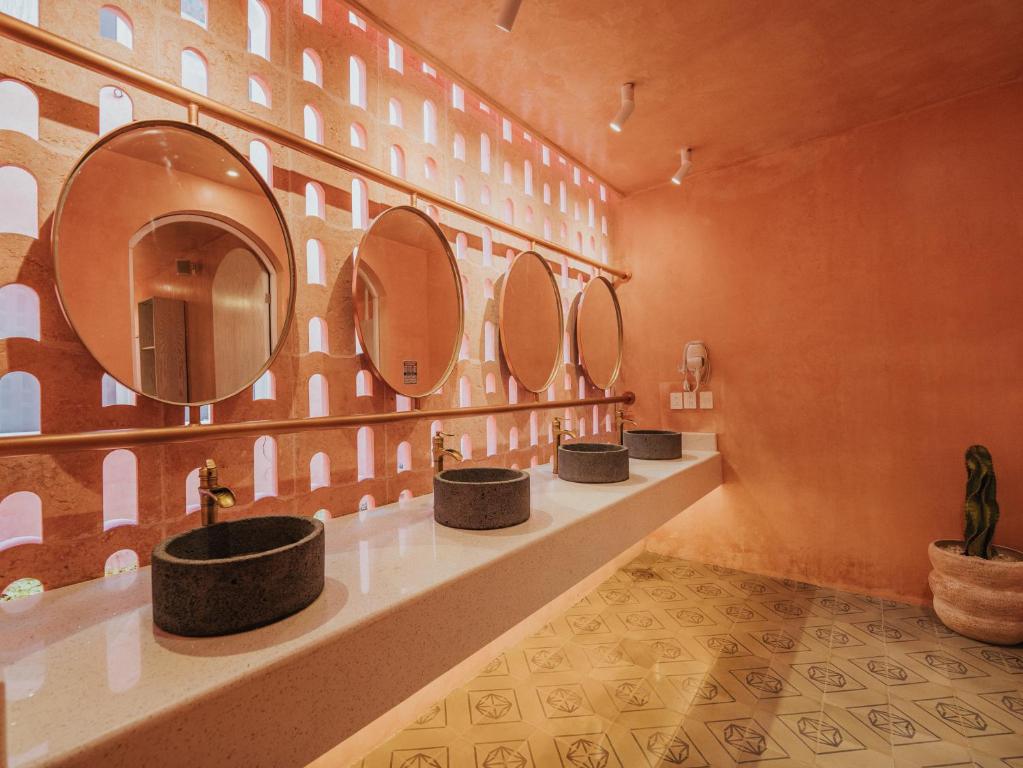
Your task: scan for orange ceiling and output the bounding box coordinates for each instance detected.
[356,0,1023,193]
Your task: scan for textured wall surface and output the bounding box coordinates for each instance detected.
[617,80,1023,603]
[0,0,621,593]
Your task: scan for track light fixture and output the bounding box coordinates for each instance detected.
[609,83,635,133]
[496,0,523,31]
[671,148,693,185]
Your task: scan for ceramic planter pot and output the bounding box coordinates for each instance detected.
[928,540,1023,645]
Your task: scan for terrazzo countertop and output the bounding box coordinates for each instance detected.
[1,451,722,768]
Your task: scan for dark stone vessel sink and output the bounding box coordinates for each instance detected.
[152,516,325,637]
[434,467,530,530]
[624,429,683,460]
[558,443,630,483]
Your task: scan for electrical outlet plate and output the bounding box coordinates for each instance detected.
[699,391,714,409]
[683,392,697,409]
[669,392,684,410]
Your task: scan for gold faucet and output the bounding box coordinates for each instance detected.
[198,459,236,527]
[552,416,577,475]
[615,408,637,445]
[432,432,463,474]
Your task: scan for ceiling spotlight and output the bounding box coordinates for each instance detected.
[609,83,635,132]
[671,148,693,185]
[496,0,523,31]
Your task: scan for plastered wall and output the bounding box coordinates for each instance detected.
[617,80,1023,603]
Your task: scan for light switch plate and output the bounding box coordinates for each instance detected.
[669,392,684,410]
[683,392,697,409]
[699,391,714,409]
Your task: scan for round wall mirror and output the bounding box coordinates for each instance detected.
[353,206,463,398]
[576,276,623,389]
[52,121,295,405]
[499,251,563,393]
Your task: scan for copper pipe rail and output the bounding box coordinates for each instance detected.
[0,14,630,281]
[0,394,635,457]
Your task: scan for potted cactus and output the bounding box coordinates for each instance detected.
[928,445,1023,645]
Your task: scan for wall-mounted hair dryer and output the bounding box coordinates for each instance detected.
[681,340,710,393]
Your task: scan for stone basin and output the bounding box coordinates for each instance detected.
[434,467,531,530]
[151,515,325,637]
[558,442,630,483]
[624,429,683,460]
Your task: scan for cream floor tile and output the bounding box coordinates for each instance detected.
[353,554,1023,768]
[608,718,717,768]
[704,711,803,764]
[969,732,1023,767]
[975,687,1023,727]
[890,737,973,768]
[818,699,893,756]
[887,692,972,750]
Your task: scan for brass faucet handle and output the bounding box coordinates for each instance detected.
[199,458,218,487]
[432,431,455,450]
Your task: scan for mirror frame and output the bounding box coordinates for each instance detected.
[498,250,564,393]
[575,275,624,390]
[51,120,297,406]
[352,205,465,399]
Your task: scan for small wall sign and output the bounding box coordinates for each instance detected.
[403,360,418,384]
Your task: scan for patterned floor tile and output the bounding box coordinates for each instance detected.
[663,606,718,631]
[353,554,1023,768]
[977,690,1023,725]
[386,745,451,768]
[627,723,712,767]
[466,688,524,726]
[522,645,577,675]
[551,731,624,768]
[729,665,804,700]
[961,647,1023,676]
[777,708,867,756]
[749,627,814,655]
[906,650,992,682]
[667,670,739,707]
[853,620,920,645]
[600,676,669,713]
[408,701,450,731]
[471,739,537,768]
[728,576,779,598]
[913,695,1014,739]
[802,622,868,651]
[756,597,820,621]
[691,632,756,659]
[849,654,931,687]
[847,699,941,746]
[789,659,868,694]
[704,715,791,763]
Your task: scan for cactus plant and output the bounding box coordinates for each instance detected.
[963,445,1000,558]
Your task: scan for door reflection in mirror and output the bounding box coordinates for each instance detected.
[129,215,275,402]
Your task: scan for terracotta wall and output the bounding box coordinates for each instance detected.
[617,80,1023,603]
[0,0,619,593]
